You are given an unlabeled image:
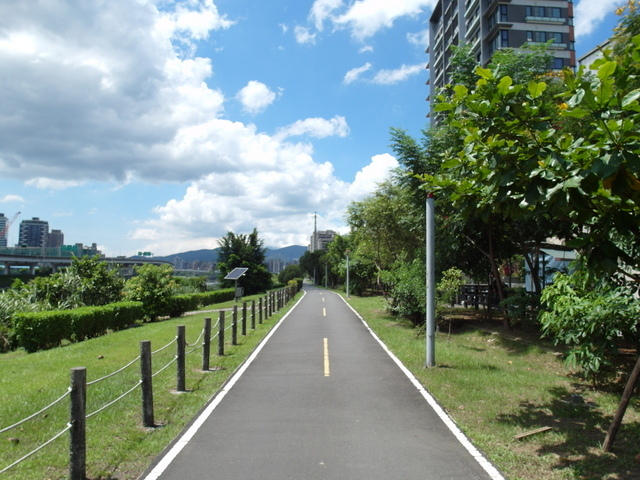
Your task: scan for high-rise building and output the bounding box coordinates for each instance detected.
[0,213,7,248]
[428,0,575,116]
[47,229,65,248]
[309,230,336,252]
[18,217,49,248]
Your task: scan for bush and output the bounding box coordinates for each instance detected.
[540,270,640,382]
[13,301,144,352]
[14,311,74,352]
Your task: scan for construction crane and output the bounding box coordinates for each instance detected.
[0,212,21,245]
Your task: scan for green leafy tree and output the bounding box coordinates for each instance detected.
[278,264,303,285]
[299,249,327,285]
[217,229,272,295]
[123,264,175,321]
[540,268,640,382]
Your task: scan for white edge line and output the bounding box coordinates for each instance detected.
[142,290,307,480]
[335,293,506,480]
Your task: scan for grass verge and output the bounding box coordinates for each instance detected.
[0,291,300,480]
[346,294,640,480]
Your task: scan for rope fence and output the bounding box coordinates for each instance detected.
[0,285,299,479]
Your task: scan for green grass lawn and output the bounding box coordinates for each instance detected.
[1,291,639,480]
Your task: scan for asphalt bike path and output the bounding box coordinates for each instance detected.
[141,285,504,480]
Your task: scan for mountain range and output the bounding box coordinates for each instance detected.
[146,245,307,264]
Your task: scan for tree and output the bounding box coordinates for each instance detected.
[540,268,640,383]
[278,265,303,285]
[123,264,175,321]
[217,228,272,295]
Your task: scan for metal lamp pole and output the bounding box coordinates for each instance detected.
[345,249,351,299]
[426,193,436,367]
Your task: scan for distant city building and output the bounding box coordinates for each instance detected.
[309,230,336,252]
[47,229,65,248]
[0,213,7,248]
[428,0,575,119]
[18,217,49,248]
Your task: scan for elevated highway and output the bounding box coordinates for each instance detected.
[0,251,171,275]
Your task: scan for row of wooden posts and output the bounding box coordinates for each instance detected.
[68,286,298,480]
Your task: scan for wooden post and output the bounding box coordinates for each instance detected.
[242,301,247,336]
[251,300,256,330]
[69,367,86,480]
[140,341,154,427]
[202,318,211,371]
[259,297,263,324]
[231,305,238,346]
[218,311,225,356]
[603,355,640,451]
[177,325,186,392]
[267,292,272,318]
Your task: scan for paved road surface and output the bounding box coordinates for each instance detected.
[141,286,504,480]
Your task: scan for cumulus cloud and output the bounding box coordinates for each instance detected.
[332,0,434,41]
[0,194,25,203]
[310,0,344,31]
[407,29,429,49]
[344,62,372,84]
[26,178,85,190]
[574,0,625,39]
[372,63,424,84]
[131,153,397,254]
[275,116,350,140]
[236,81,278,114]
[347,153,399,200]
[294,25,317,44]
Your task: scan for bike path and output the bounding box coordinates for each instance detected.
[141,285,504,480]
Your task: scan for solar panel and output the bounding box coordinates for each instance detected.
[224,267,248,280]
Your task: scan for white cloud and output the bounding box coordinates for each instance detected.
[132,153,396,255]
[348,153,398,200]
[407,29,429,49]
[333,0,434,41]
[0,194,25,203]
[294,25,317,44]
[574,0,625,39]
[236,81,278,114]
[275,116,350,140]
[310,0,344,31]
[26,178,85,190]
[372,63,424,84]
[344,62,372,84]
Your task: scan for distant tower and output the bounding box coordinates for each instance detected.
[0,213,6,248]
[18,217,49,248]
[47,229,64,248]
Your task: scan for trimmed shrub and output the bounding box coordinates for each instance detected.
[14,311,74,353]
[13,301,144,352]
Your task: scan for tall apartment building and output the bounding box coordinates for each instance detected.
[428,0,575,114]
[47,229,65,248]
[0,213,7,248]
[309,230,336,253]
[18,217,49,248]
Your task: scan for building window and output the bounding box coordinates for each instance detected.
[489,5,509,29]
[490,29,509,53]
[552,57,564,69]
[527,31,564,44]
[526,6,563,20]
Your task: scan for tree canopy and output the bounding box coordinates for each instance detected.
[217,228,273,295]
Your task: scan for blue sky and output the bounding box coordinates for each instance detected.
[0,0,626,256]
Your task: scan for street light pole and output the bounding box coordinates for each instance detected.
[426,193,436,367]
[345,249,351,299]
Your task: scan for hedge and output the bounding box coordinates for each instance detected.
[166,288,236,318]
[14,301,144,353]
[12,289,237,352]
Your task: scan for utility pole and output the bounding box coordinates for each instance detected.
[426,194,436,367]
